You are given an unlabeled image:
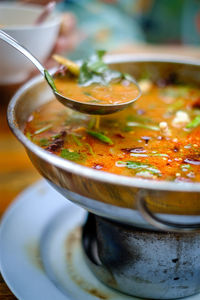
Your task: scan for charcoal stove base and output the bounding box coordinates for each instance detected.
[82,213,200,299]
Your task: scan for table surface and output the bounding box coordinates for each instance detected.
[1,45,200,299]
[0,88,40,299]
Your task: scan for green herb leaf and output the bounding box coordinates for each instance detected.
[88,60,108,74]
[39,138,49,146]
[60,149,81,161]
[71,134,82,146]
[78,50,134,87]
[52,133,62,139]
[85,143,94,155]
[44,69,58,92]
[127,122,159,131]
[186,115,200,129]
[122,73,135,82]
[116,161,161,175]
[78,62,93,86]
[87,130,113,145]
[34,124,52,135]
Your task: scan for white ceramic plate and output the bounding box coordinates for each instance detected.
[0,180,200,300]
[0,180,138,300]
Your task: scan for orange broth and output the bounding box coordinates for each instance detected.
[24,82,200,182]
[54,75,139,105]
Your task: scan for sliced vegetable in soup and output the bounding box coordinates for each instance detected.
[24,80,200,182]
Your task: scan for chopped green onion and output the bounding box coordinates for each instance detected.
[116,161,161,175]
[85,143,94,155]
[87,130,113,145]
[127,122,159,131]
[44,70,58,92]
[34,124,52,135]
[71,134,82,146]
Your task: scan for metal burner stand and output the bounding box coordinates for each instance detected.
[82,213,200,299]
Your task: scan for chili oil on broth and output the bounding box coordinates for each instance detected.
[24,81,200,183]
[53,74,140,105]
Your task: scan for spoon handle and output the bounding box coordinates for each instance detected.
[0,29,45,75]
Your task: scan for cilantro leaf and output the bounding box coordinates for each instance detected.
[78,50,134,87]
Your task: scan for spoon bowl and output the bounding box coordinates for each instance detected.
[0,29,141,115]
[54,85,141,115]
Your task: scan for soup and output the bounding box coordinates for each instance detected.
[52,51,139,105]
[54,74,139,105]
[24,80,200,182]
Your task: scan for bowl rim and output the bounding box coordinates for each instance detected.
[7,53,200,193]
[0,1,61,31]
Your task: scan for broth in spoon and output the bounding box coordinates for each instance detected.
[54,75,139,106]
[53,50,140,107]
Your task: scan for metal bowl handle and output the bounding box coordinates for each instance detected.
[136,191,200,232]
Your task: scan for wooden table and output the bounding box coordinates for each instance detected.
[1,45,200,299]
[0,86,40,299]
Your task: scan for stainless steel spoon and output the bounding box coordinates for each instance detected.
[0,30,141,115]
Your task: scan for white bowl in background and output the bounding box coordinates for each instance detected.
[0,2,61,84]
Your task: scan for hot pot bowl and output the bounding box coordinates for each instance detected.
[7,55,200,299]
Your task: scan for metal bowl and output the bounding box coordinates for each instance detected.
[7,54,200,232]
